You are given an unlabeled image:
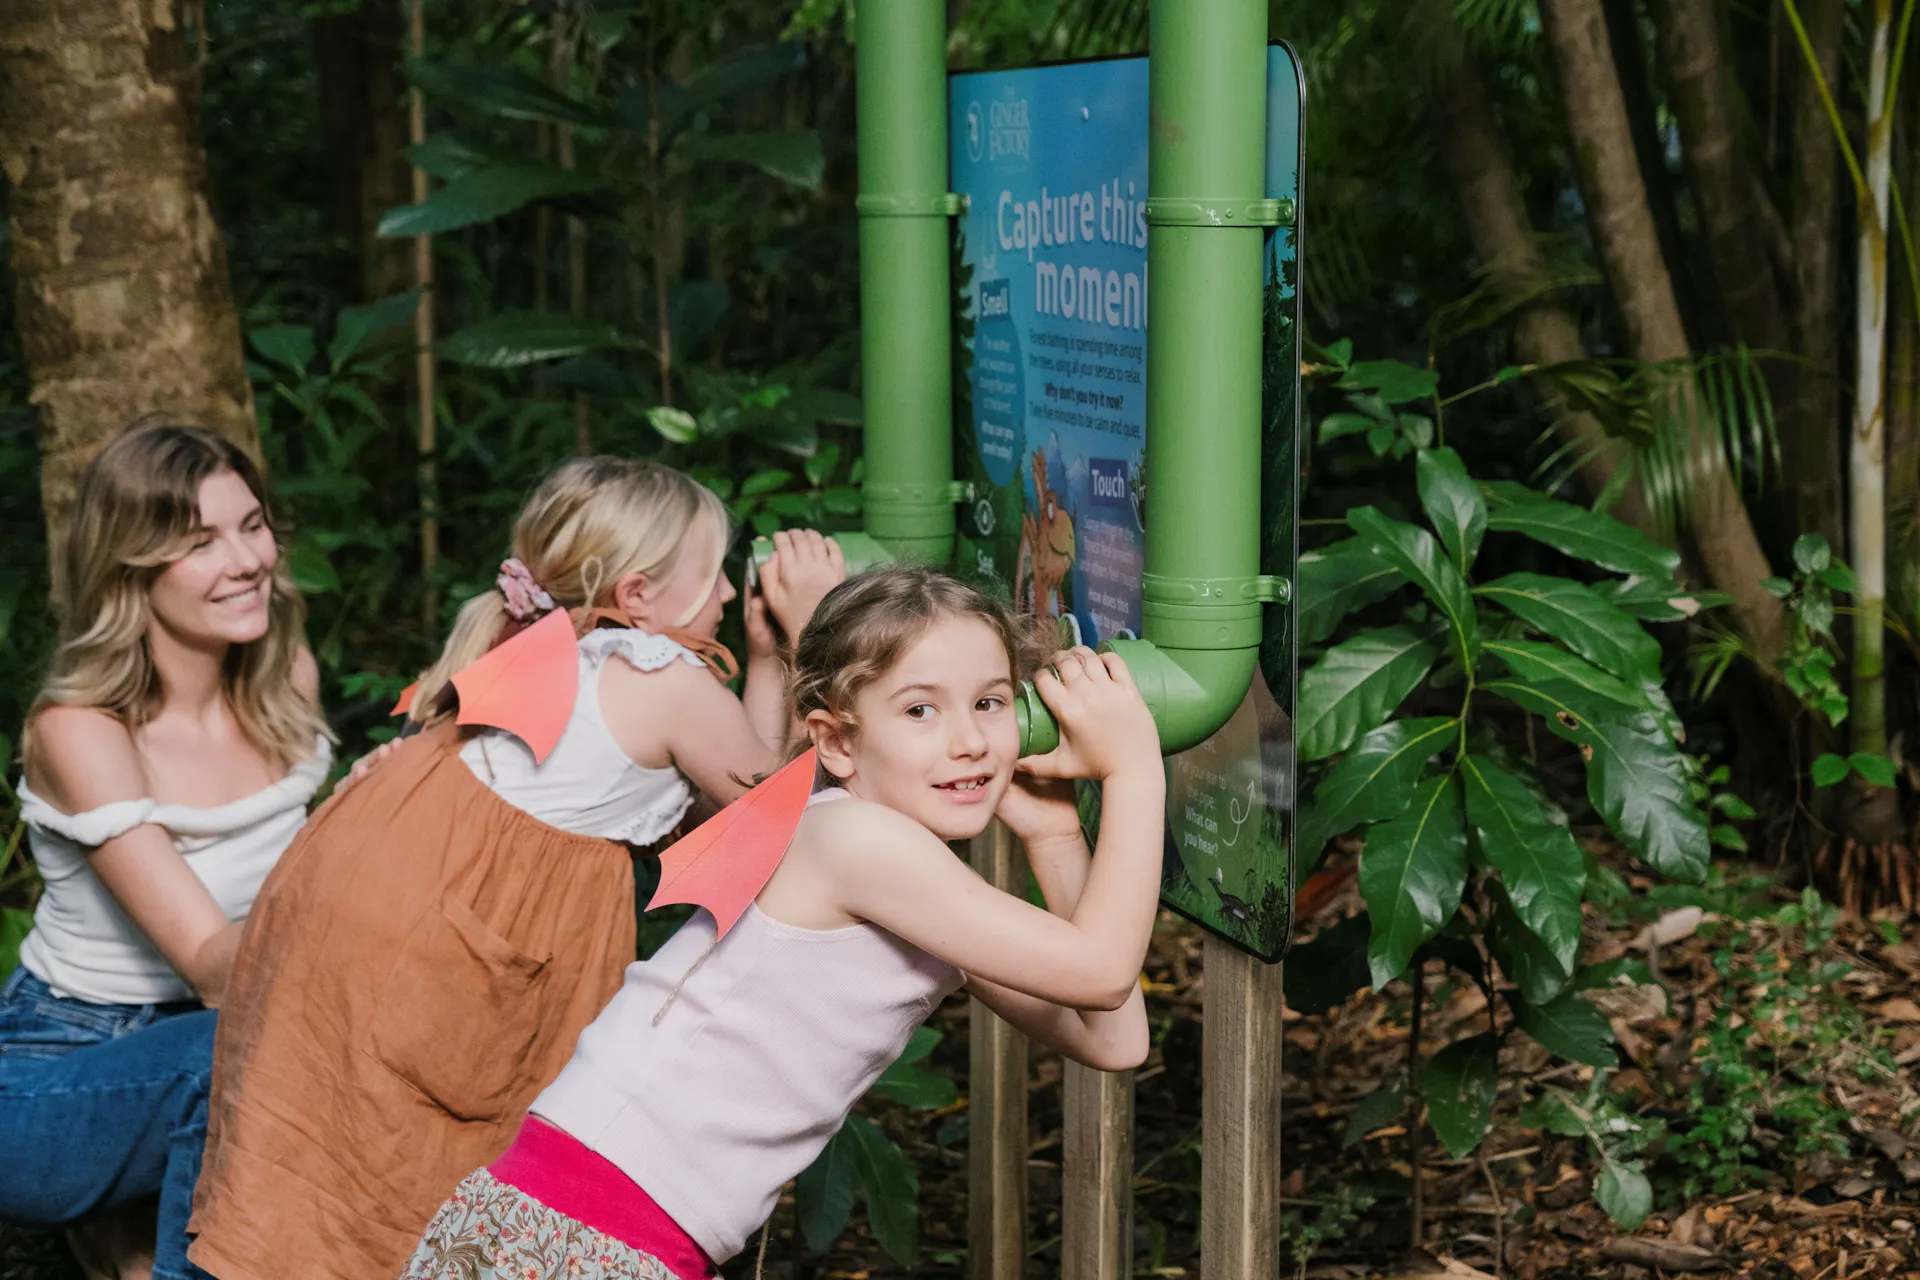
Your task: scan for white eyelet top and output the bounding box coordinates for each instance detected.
[457,629,707,846]
[16,736,334,1006]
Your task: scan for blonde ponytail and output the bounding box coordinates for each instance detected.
[407,457,730,725]
[406,590,511,724]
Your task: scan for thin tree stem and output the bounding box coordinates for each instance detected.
[409,0,437,633]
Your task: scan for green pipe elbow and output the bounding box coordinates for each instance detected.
[1015,639,1257,758]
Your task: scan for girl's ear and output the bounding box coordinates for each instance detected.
[807,709,856,780]
[611,570,653,625]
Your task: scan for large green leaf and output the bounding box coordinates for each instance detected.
[1297,717,1457,864]
[1487,896,1573,1004]
[1415,447,1486,575]
[845,1113,919,1264]
[1424,1033,1499,1157]
[1359,774,1468,989]
[1297,539,1404,646]
[870,1027,956,1108]
[1508,991,1614,1066]
[796,1126,857,1253]
[1595,1162,1654,1230]
[1581,712,1711,882]
[1484,638,1644,709]
[440,312,638,368]
[406,60,609,127]
[1458,755,1585,973]
[1298,623,1447,761]
[1483,482,1681,577]
[378,163,606,239]
[1283,913,1374,1014]
[1477,574,1661,684]
[248,325,314,373]
[675,129,825,189]
[328,289,421,370]
[1481,676,1617,742]
[617,42,809,138]
[1593,575,1712,622]
[1343,1087,1407,1147]
[1349,507,1478,660]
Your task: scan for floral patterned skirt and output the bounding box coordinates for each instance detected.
[400,1169,681,1280]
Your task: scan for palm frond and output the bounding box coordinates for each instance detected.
[1635,346,1785,541]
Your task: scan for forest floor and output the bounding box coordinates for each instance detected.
[3,846,1918,1280]
[796,844,1920,1280]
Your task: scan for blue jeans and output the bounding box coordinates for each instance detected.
[0,966,216,1280]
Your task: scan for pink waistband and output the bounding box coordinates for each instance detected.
[489,1116,713,1280]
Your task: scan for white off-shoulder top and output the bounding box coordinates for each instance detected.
[16,736,333,1006]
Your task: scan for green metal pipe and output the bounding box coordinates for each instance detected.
[1018,0,1274,757]
[855,1,958,565]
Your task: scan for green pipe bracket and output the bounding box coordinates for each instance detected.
[857,193,970,217]
[1142,197,1295,227]
[861,480,975,565]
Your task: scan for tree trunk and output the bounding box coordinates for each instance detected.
[1788,0,1847,554]
[1430,50,1651,529]
[1607,0,1719,350]
[0,0,258,568]
[1538,0,1789,664]
[1648,0,1792,356]
[314,0,410,302]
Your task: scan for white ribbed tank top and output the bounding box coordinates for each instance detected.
[530,792,964,1263]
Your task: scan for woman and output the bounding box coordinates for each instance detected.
[1,421,331,1280]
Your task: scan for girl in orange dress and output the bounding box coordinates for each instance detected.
[186,458,842,1280]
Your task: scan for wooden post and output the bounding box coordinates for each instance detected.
[1062,1063,1133,1280]
[969,821,1028,1280]
[1200,936,1284,1280]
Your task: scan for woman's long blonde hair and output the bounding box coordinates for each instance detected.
[409,456,731,722]
[30,421,328,769]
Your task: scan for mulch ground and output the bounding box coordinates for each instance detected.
[5,852,1917,1280]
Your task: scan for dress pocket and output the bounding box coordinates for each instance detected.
[367,895,559,1122]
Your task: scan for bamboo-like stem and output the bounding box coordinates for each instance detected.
[410,0,437,633]
[1852,0,1895,772]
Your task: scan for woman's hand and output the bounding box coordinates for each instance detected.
[332,739,401,799]
[1019,647,1161,783]
[995,771,1083,848]
[758,529,846,640]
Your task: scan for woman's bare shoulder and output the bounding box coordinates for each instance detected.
[26,705,147,812]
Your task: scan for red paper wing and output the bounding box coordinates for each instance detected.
[450,608,579,763]
[391,682,419,716]
[648,748,818,938]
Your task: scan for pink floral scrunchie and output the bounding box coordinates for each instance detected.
[496,558,556,621]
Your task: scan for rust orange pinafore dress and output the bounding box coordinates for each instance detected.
[186,647,713,1280]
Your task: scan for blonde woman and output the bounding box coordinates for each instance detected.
[1,423,331,1280]
[188,457,843,1280]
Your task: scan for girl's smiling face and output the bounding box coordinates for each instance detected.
[813,615,1022,842]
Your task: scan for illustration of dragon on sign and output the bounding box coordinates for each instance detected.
[1017,443,1077,625]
